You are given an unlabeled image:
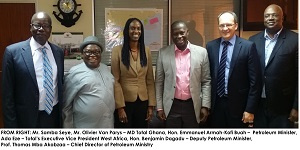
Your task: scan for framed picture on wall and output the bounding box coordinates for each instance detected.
[243,0,298,31]
[52,32,84,71]
[104,8,163,51]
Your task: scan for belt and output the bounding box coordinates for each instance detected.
[174,98,192,102]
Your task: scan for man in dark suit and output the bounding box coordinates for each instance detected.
[206,11,261,128]
[249,4,298,128]
[2,12,64,128]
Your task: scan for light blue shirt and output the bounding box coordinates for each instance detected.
[261,28,282,98]
[219,35,236,94]
[264,28,282,66]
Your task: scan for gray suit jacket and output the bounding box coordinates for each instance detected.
[155,43,211,123]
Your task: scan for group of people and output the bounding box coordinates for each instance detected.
[2,4,298,128]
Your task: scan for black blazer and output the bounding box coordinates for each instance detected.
[249,28,298,114]
[206,36,262,118]
[2,39,64,128]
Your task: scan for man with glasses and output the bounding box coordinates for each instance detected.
[249,4,298,128]
[63,36,115,128]
[2,12,64,128]
[206,11,261,128]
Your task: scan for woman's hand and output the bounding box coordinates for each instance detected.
[118,107,128,123]
[146,106,154,121]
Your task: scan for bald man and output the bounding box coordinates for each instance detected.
[249,4,298,128]
[2,12,64,128]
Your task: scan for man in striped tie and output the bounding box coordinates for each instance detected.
[2,12,64,128]
[206,11,262,128]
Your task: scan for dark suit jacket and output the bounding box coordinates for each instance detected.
[206,36,262,118]
[249,28,298,114]
[2,39,64,128]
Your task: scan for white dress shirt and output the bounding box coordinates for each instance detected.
[30,37,58,111]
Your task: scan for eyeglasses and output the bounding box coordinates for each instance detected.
[218,23,235,29]
[83,50,101,56]
[31,23,52,30]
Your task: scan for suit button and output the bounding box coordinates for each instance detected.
[174,86,176,88]
[264,76,266,79]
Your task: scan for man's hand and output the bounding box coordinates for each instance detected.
[288,109,298,122]
[200,107,209,122]
[242,111,254,127]
[118,107,128,123]
[156,110,166,121]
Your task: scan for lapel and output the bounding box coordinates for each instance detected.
[136,53,141,73]
[169,44,176,77]
[21,39,38,89]
[129,51,139,75]
[256,33,266,72]
[212,39,221,79]
[228,37,242,79]
[190,44,196,78]
[265,29,286,68]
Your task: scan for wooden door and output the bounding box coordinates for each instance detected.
[0,3,35,128]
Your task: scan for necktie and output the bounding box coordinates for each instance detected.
[41,47,54,115]
[217,41,230,97]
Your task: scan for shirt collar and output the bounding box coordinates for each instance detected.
[221,34,236,46]
[264,27,283,40]
[30,37,51,52]
[175,41,191,52]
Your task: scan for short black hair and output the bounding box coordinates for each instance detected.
[171,20,188,30]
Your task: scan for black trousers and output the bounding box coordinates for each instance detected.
[210,95,246,128]
[254,98,294,128]
[36,104,60,128]
[114,97,148,128]
[165,98,198,128]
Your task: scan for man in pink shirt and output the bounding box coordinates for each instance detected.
[155,21,211,127]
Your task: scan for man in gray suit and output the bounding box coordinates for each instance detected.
[2,12,64,128]
[155,21,211,128]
